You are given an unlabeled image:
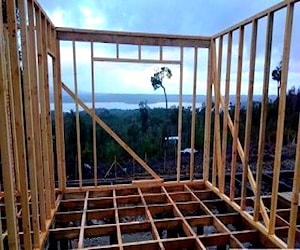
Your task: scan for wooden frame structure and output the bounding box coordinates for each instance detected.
[0,0,299,249]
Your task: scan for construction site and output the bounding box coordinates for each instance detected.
[1,0,300,249]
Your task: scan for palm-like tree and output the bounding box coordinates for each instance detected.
[272,61,282,98]
[151,67,172,171]
[150,67,172,109]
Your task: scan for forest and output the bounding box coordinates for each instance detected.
[57,86,300,181]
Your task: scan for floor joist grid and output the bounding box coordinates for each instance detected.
[45,181,300,249]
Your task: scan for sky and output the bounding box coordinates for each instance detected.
[38,0,300,96]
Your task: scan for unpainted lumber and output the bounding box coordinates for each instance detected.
[189,47,198,181]
[91,42,97,187]
[230,26,244,201]
[241,19,257,209]
[72,41,83,187]
[203,46,213,181]
[176,47,184,182]
[53,37,67,191]
[0,2,19,248]
[57,28,211,48]
[287,115,300,247]
[269,2,294,235]
[215,36,224,192]
[253,12,274,221]
[221,31,232,191]
[17,1,41,247]
[38,10,52,221]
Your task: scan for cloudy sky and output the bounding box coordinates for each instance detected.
[39,0,299,96]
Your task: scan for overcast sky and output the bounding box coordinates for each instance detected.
[39,1,299,96]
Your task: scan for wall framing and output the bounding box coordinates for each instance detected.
[0,0,299,249]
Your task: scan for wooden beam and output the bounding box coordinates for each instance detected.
[18,1,45,247]
[211,39,218,187]
[113,190,123,249]
[6,33,20,194]
[57,28,211,48]
[177,47,184,182]
[49,26,57,209]
[93,57,180,65]
[61,82,161,180]
[54,39,66,191]
[221,31,232,191]
[189,47,198,181]
[91,42,97,187]
[138,188,164,249]
[162,186,206,249]
[206,182,287,248]
[219,94,270,228]
[6,3,32,249]
[72,41,83,187]
[203,46,213,181]
[287,115,300,247]
[212,0,297,38]
[253,12,274,221]
[78,191,89,248]
[65,178,191,193]
[35,7,48,234]
[215,36,224,192]
[269,2,294,235]
[0,2,19,248]
[33,0,56,29]
[230,26,244,201]
[159,45,163,61]
[43,17,56,214]
[0,209,4,249]
[241,19,257,209]
[38,10,52,221]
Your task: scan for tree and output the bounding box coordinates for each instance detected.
[272,61,282,98]
[139,100,149,132]
[150,67,172,171]
[150,67,172,109]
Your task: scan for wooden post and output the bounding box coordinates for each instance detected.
[212,137,217,186]
[230,25,244,201]
[203,44,213,181]
[49,26,57,208]
[0,208,3,249]
[35,7,47,233]
[253,12,274,221]
[91,42,97,187]
[177,47,184,182]
[241,19,257,209]
[221,31,232,191]
[72,41,83,187]
[215,36,224,192]
[287,115,300,248]
[5,1,33,248]
[0,2,19,248]
[189,47,198,181]
[269,2,294,235]
[211,39,217,187]
[16,1,41,247]
[54,37,66,191]
[159,45,163,61]
[36,9,51,222]
[42,17,56,216]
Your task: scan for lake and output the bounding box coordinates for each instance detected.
[50,101,204,112]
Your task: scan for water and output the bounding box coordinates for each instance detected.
[50,101,203,112]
